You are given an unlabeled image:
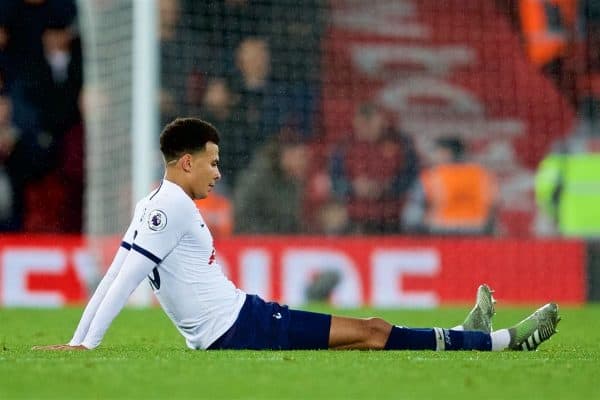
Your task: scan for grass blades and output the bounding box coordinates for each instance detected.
[0,305,598,399]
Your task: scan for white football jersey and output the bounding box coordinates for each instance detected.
[72,179,246,350]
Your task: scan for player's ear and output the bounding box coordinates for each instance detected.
[181,154,193,172]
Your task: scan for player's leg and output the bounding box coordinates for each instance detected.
[328,316,392,349]
[328,315,493,350]
[328,302,560,351]
[328,283,496,350]
[210,293,559,351]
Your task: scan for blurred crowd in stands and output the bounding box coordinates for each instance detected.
[0,0,83,232]
[498,0,600,107]
[1,0,599,237]
[497,0,600,237]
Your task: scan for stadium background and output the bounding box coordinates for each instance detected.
[0,0,599,309]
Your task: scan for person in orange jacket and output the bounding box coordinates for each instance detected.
[402,137,498,235]
[194,190,233,238]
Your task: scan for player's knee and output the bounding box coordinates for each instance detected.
[364,317,392,349]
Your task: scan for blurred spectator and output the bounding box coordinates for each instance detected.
[518,0,577,76]
[219,37,284,186]
[201,78,236,125]
[199,78,241,189]
[26,5,82,232]
[265,0,325,83]
[328,103,419,234]
[265,0,325,137]
[535,98,600,237]
[1,0,79,132]
[194,191,234,239]
[230,37,279,135]
[178,1,324,189]
[0,0,82,231]
[1,0,80,130]
[403,137,498,235]
[0,91,37,231]
[40,17,82,142]
[193,0,325,81]
[159,0,205,125]
[21,102,84,233]
[234,129,309,234]
[193,0,262,76]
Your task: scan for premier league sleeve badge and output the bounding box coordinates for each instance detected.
[147,209,168,231]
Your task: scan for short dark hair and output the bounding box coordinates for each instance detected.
[159,118,220,162]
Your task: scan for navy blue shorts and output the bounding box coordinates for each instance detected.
[208,294,332,350]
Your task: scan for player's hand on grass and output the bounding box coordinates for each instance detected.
[31,344,88,351]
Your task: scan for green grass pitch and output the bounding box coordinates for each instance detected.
[1,305,598,399]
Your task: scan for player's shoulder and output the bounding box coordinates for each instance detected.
[146,180,197,216]
[136,180,198,233]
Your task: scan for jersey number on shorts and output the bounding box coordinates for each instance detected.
[148,267,161,290]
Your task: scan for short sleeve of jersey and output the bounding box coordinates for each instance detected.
[131,198,194,263]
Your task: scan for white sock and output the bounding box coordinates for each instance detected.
[491,329,511,351]
[451,325,464,331]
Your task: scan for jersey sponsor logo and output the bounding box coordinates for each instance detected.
[147,209,167,231]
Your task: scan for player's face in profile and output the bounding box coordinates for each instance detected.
[190,141,221,199]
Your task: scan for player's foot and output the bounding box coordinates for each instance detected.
[462,284,496,333]
[508,303,561,351]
